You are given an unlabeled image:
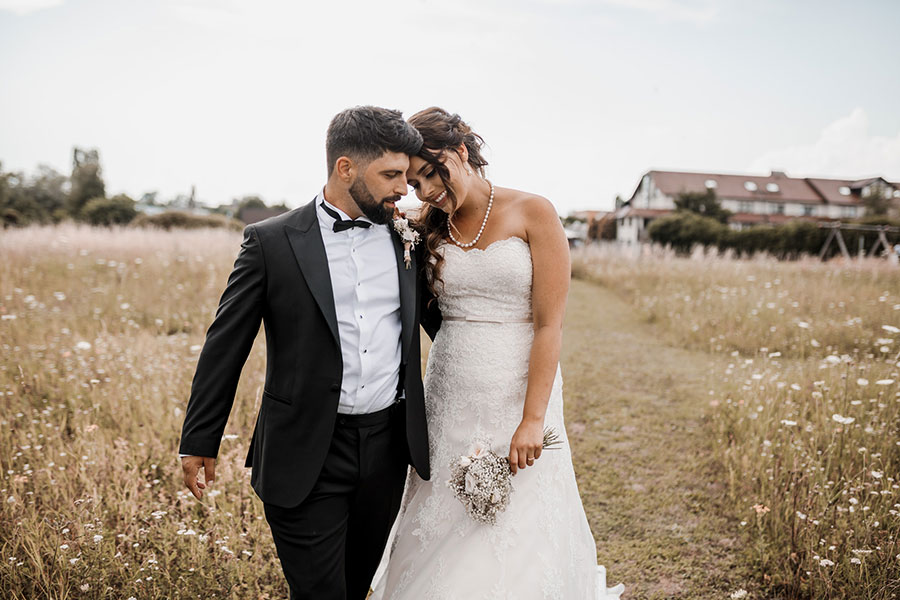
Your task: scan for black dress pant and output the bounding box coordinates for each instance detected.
[263,402,408,600]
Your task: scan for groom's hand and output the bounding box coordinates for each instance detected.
[182,456,216,500]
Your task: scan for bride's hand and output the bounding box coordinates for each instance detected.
[508,418,543,475]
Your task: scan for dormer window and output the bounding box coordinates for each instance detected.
[893,190,900,198]
[839,186,851,196]
[766,183,780,193]
[744,181,758,192]
[705,179,717,189]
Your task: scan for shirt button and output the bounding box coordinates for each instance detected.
[330,383,340,392]
[363,349,367,353]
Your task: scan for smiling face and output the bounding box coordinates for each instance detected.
[406,149,469,214]
[349,151,410,224]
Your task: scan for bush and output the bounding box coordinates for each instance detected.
[647,211,726,253]
[81,194,137,226]
[649,214,899,259]
[2,207,23,228]
[131,210,244,231]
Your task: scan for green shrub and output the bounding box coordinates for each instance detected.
[2,207,23,228]
[131,210,243,231]
[81,194,137,226]
[647,211,726,253]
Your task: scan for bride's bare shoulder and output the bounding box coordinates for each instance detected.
[495,188,557,229]
[497,188,556,218]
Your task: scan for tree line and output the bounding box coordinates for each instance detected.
[1,147,285,228]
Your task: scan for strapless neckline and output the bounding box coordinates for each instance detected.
[441,236,528,255]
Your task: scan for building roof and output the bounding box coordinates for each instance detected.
[627,169,897,207]
[804,178,866,206]
[639,170,829,204]
[240,207,289,224]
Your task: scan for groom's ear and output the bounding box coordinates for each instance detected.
[334,156,355,182]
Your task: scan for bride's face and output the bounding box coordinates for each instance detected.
[406,148,470,214]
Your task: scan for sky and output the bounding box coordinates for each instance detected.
[1,0,899,215]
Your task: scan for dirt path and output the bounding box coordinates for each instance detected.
[563,279,753,599]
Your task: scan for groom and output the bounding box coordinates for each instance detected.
[179,106,440,599]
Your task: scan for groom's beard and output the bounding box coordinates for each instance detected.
[349,177,398,225]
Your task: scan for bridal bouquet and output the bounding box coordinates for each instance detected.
[447,428,562,525]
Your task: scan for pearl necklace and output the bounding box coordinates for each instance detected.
[448,180,494,248]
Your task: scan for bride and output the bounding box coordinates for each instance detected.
[371,107,624,599]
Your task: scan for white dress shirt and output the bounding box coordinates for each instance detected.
[316,192,403,415]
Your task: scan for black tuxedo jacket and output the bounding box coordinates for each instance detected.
[179,199,440,508]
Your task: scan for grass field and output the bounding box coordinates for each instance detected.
[573,244,900,599]
[1,226,898,599]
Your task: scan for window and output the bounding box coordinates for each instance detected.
[893,190,900,198]
[766,183,780,193]
[705,179,718,189]
[803,205,815,216]
[739,201,753,213]
[774,203,785,214]
[838,186,851,196]
[840,206,857,218]
[744,181,758,191]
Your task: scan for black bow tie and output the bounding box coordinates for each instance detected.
[320,202,371,232]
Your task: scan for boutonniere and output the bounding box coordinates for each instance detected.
[392,212,420,269]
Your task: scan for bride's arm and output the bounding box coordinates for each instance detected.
[508,195,571,475]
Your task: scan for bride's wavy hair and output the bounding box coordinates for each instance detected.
[407,107,488,298]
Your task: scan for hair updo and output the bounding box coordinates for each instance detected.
[407,107,489,299]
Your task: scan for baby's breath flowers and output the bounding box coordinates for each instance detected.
[448,427,562,525]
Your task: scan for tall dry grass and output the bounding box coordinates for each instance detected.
[574,244,900,599]
[1,224,284,599]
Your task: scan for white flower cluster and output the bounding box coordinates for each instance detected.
[447,442,513,526]
[392,217,420,245]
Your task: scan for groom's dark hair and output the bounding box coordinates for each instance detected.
[326,106,423,177]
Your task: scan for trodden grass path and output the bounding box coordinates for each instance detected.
[563,278,755,599]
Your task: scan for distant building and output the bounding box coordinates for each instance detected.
[240,206,289,224]
[616,170,900,244]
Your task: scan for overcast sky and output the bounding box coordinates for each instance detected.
[2,0,899,214]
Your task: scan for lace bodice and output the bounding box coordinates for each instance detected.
[435,237,532,321]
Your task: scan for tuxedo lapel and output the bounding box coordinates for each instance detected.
[284,200,340,347]
[390,227,416,363]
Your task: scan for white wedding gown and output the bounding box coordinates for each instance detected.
[371,237,624,599]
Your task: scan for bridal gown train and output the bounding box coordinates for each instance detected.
[371,236,624,599]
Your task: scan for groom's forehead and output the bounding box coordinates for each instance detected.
[367,151,409,172]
